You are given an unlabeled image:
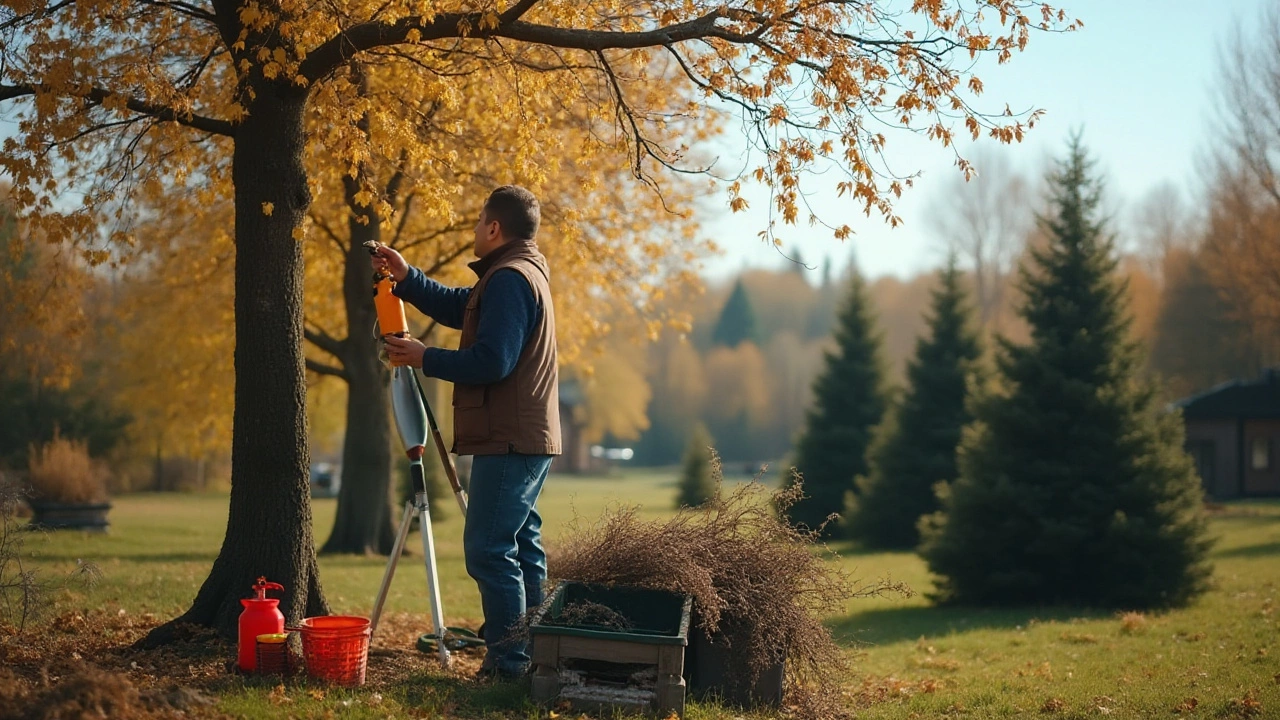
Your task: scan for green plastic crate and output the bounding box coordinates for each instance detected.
[529,581,692,645]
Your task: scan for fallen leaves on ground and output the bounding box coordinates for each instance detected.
[1040,696,1066,713]
[1229,692,1263,718]
[0,607,481,719]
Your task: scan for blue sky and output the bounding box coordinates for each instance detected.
[698,0,1273,282]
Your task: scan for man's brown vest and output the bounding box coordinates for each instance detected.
[452,240,561,456]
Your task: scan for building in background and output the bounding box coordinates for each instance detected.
[1176,369,1280,499]
[553,378,589,474]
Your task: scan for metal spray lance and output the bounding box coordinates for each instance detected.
[361,240,470,667]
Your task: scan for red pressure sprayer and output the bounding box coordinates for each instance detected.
[238,577,285,673]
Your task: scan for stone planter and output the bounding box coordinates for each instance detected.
[28,501,112,532]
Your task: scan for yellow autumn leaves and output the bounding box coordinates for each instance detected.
[0,0,1080,462]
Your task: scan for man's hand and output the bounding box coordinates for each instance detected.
[384,335,427,368]
[371,245,410,283]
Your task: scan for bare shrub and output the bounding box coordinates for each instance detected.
[0,480,102,633]
[0,481,42,631]
[547,600,633,631]
[547,461,911,715]
[27,432,108,504]
[1118,611,1148,635]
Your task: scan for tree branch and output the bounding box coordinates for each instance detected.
[399,223,470,255]
[499,0,541,24]
[305,358,349,380]
[497,13,728,51]
[0,84,235,137]
[309,213,350,256]
[419,237,473,276]
[0,0,76,32]
[594,49,710,188]
[301,9,727,82]
[391,191,416,247]
[385,149,409,201]
[208,0,243,49]
[301,12,473,81]
[304,323,346,359]
[176,44,223,90]
[136,0,218,23]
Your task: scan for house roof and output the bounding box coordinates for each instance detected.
[1174,368,1280,420]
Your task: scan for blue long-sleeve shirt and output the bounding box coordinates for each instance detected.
[392,265,539,386]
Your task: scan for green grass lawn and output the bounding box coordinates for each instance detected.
[14,469,1280,719]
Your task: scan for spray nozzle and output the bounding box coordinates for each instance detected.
[251,576,285,600]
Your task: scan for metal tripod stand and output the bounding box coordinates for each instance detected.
[363,241,476,668]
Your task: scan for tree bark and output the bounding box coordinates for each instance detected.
[140,83,329,644]
[319,185,396,555]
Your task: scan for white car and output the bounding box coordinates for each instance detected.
[309,462,342,498]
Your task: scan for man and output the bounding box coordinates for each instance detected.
[370,185,560,680]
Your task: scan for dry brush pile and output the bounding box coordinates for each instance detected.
[547,461,911,716]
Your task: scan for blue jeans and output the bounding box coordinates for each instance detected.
[464,452,552,674]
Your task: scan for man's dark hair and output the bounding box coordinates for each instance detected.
[484,185,541,240]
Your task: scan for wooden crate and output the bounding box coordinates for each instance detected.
[528,582,691,717]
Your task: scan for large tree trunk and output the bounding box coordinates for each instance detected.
[141,85,329,643]
[320,194,396,555]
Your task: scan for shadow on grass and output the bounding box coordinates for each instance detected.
[1204,501,1280,520]
[399,672,533,718]
[28,550,218,564]
[831,603,1111,648]
[1204,514,1280,527]
[120,552,220,564]
[1215,540,1280,559]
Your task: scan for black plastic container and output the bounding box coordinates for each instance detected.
[530,582,691,642]
[685,621,785,708]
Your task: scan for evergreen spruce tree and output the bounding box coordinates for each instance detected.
[676,424,717,508]
[807,257,839,338]
[919,136,1212,608]
[783,269,888,537]
[847,259,984,549]
[712,279,760,348]
[789,245,807,276]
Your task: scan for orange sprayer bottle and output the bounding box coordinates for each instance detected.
[364,241,412,366]
[238,577,285,673]
[373,274,409,338]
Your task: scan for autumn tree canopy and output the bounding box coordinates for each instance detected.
[0,0,1078,638]
[3,1,1079,249]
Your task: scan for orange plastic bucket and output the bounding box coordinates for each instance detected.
[297,615,371,686]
